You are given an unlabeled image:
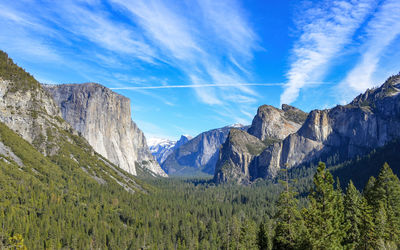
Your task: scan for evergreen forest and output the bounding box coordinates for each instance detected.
[1,121,400,250]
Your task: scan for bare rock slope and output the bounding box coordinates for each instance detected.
[213,129,267,184]
[214,105,307,183]
[214,73,400,184]
[257,74,400,178]
[44,83,166,177]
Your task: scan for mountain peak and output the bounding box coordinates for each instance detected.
[350,73,400,106]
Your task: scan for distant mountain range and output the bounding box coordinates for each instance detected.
[159,124,249,176]
[148,135,192,165]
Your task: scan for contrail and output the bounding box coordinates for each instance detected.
[110,82,332,90]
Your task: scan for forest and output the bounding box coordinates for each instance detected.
[1,138,400,250]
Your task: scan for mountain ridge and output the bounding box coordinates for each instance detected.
[214,73,400,183]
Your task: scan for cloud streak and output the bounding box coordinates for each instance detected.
[111,82,331,90]
[110,0,261,120]
[281,0,376,105]
[338,0,400,100]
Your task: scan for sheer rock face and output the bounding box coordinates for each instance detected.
[162,125,248,176]
[43,83,166,177]
[213,129,267,184]
[257,74,400,178]
[247,104,307,141]
[213,105,307,183]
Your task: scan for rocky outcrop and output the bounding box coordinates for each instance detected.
[256,73,400,178]
[43,83,166,177]
[213,129,267,184]
[247,104,307,141]
[0,52,71,156]
[213,105,307,183]
[149,135,192,165]
[162,124,248,176]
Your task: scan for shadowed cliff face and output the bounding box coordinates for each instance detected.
[43,83,167,177]
[213,129,267,184]
[257,74,400,178]
[214,74,400,184]
[162,125,248,176]
[213,105,307,184]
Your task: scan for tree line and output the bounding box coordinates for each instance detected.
[264,162,400,250]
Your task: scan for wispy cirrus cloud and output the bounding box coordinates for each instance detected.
[338,0,400,101]
[111,82,286,90]
[280,0,376,105]
[110,0,260,121]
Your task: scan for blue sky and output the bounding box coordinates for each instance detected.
[1,0,400,140]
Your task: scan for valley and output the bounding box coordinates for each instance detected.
[1,6,400,246]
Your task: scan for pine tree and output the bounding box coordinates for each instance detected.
[239,219,258,249]
[303,162,344,249]
[272,168,306,250]
[369,163,400,247]
[363,176,376,205]
[343,181,362,249]
[257,221,270,250]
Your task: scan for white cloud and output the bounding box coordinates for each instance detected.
[52,2,157,63]
[280,0,376,105]
[110,0,202,62]
[110,0,261,124]
[197,0,258,61]
[338,0,400,100]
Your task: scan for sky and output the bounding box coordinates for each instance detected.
[1,0,400,140]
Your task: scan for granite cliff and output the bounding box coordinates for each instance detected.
[214,105,307,183]
[256,74,400,178]
[247,104,307,141]
[43,83,166,177]
[213,129,267,184]
[214,73,400,183]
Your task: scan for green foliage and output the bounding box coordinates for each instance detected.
[0,51,40,93]
[272,170,306,250]
[262,137,281,146]
[283,109,308,124]
[258,220,272,250]
[246,142,267,155]
[364,163,400,247]
[343,181,363,248]
[303,162,345,249]
[1,110,400,249]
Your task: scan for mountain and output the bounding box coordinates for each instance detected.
[43,83,166,177]
[213,129,267,184]
[0,50,155,248]
[247,104,308,142]
[214,105,307,184]
[148,135,192,165]
[214,73,400,183]
[162,124,248,176]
